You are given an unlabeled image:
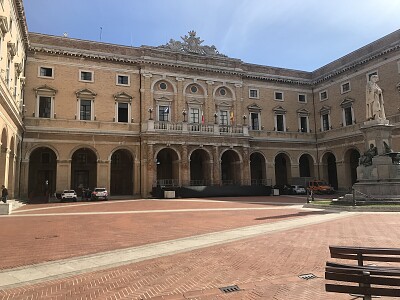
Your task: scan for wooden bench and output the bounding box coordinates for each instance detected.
[325,246,400,299]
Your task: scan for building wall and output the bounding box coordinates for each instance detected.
[18,30,400,199]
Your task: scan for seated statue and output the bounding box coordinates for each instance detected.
[383,141,400,164]
[359,143,378,166]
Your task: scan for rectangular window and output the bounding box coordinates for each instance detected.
[298,94,307,103]
[275,91,284,101]
[344,107,353,126]
[220,110,228,125]
[322,113,330,131]
[300,116,308,132]
[250,112,259,130]
[5,58,10,86]
[190,108,199,123]
[39,67,53,78]
[117,102,128,123]
[341,82,350,94]
[158,105,169,122]
[276,115,284,131]
[117,74,129,86]
[80,70,93,82]
[80,99,92,120]
[39,96,51,118]
[249,89,259,99]
[320,90,328,101]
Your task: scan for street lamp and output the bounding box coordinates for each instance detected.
[182,109,187,122]
[148,107,153,120]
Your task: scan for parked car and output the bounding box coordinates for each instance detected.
[307,180,335,194]
[290,185,306,195]
[91,188,108,201]
[61,190,77,202]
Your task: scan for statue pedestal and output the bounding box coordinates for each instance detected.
[354,119,400,201]
[360,119,393,155]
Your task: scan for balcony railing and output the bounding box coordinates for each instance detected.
[151,121,248,136]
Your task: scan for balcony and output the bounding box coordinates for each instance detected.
[147,120,248,136]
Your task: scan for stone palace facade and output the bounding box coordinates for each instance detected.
[3,1,400,199]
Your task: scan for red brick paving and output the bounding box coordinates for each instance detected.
[2,213,399,299]
[0,199,317,270]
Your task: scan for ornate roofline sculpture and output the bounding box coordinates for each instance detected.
[159,30,226,57]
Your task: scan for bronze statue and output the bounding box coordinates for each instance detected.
[359,143,378,166]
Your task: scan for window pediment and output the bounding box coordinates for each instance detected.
[297,108,309,115]
[320,105,331,114]
[76,88,97,99]
[273,105,286,114]
[34,84,58,97]
[186,98,204,105]
[155,96,172,102]
[216,100,232,108]
[114,91,133,102]
[248,103,262,111]
[340,97,355,108]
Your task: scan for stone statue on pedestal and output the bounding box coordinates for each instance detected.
[366,75,386,121]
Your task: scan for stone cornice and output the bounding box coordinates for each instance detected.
[14,0,29,47]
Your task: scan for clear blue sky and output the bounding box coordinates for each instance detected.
[24,0,400,71]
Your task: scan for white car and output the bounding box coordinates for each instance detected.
[61,190,77,202]
[91,188,108,200]
[291,185,306,195]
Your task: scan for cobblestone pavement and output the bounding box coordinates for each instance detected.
[0,196,399,299]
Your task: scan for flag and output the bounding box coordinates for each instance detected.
[230,111,234,124]
[164,107,169,113]
[201,111,204,123]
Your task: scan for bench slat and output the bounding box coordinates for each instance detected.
[331,252,400,263]
[326,284,400,297]
[326,262,400,276]
[330,246,400,256]
[326,270,400,286]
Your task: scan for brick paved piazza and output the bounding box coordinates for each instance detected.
[1,196,399,299]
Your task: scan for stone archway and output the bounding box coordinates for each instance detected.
[71,148,97,195]
[221,150,241,185]
[275,153,291,186]
[190,149,211,186]
[250,152,266,185]
[299,154,314,178]
[322,152,338,189]
[156,148,179,187]
[344,148,360,188]
[110,149,133,195]
[28,147,57,202]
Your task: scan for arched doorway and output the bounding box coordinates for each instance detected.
[71,148,97,195]
[28,147,57,201]
[190,149,211,186]
[0,128,8,184]
[221,150,241,185]
[156,148,179,187]
[110,149,133,195]
[250,152,266,185]
[344,148,360,188]
[322,152,338,189]
[7,137,15,197]
[275,153,291,186]
[299,154,314,178]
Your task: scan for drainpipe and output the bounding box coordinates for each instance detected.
[312,87,320,179]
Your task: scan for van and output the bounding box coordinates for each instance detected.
[308,180,334,194]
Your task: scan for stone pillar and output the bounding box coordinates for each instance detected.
[206,81,214,124]
[144,143,154,197]
[266,161,275,186]
[235,83,243,125]
[242,147,250,185]
[97,160,110,191]
[0,148,10,187]
[7,153,15,198]
[20,159,29,198]
[56,160,71,191]
[141,72,153,127]
[335,160,347,190]
[213,146,220,185]
[176,77,185,123]
[291,164,300,179]
[181,145,189,186]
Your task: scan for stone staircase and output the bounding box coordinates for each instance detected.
[0,199,26,215]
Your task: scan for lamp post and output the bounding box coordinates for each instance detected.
[214,112,218,124]
[148,107,153,120]
[182,109,187,122]
[242,114,247,125]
